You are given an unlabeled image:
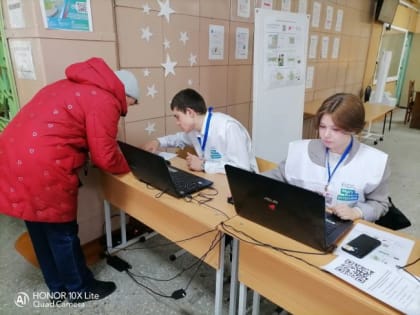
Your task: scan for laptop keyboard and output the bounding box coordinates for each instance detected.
[325,213,351,236]
[169,167,202,194]
[325,218,337,234]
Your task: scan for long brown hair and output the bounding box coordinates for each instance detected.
[315,93,365,134]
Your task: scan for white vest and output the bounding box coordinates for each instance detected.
[285,140,388,208]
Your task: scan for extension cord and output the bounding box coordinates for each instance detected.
[106,255,132,272]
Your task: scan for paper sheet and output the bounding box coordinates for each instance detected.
[157,151,177,160]
[323,256,420,314]
[323,222,419,314]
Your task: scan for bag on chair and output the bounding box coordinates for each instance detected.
[375,197,411,230]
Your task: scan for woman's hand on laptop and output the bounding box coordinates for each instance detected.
[330,204,362,221]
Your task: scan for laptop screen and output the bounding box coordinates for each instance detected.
[118,141,213,198]
[225,164,335,251]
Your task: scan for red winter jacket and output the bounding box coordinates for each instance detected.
[0,57,130,222]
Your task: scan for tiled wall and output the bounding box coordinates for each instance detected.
[302,0,373,117]
[114,0,255,147]
[113,0,375,142]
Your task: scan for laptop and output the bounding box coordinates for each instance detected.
[118,141,213,198]
[225,164,353,252]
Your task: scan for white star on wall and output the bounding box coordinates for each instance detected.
[157,0,175,23]
[142,3,151,15]
[161,54,177,77]
[143,69,151,77]
[179,32,189,45]
[188,53,197,66]
[140,26,153,42]
[187,79,193,86]
[145,122,156,135]
[147,84,158,98]
[163,38,171,50]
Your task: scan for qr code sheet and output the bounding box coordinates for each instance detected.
[335,258,375,284]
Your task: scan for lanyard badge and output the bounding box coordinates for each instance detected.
[325,136,353,193]
[197,107,213,156]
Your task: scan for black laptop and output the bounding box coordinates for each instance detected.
[118,141,213,198]
[225,164,353,252]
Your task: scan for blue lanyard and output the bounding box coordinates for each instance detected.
[326,136,353,189]
[197,107,213,153]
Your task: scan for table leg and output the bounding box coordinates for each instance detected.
[237,283,248,315]
[120,209,127,245]
[389,110,393,131]
[238,283,248,315]
[214,234,225,315]
[252,292,261,315]
[103,201,145,254]
[382,114,387,135]
[228,238,239,315]
[104,200,113,250]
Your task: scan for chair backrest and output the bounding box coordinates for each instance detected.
[256,157,278,172]
[408,80,415,106]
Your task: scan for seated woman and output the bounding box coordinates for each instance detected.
[264,93,390,222]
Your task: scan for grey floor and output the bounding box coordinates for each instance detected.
[0,107,418,315]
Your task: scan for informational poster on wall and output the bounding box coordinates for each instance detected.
[263,15,306,90]
[253,9,309,162]
[7,0,25,28]
[39,0,92,31]
[235,27,249,60]
[208,25,225,60]
[9,40,36,80]
[237,0,251,18]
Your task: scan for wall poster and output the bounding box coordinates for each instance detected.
[40,0,92,31]
[263,15,306,90]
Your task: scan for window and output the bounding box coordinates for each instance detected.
[374,24,408,83]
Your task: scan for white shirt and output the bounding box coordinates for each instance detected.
[158,111,258,174]
[285,140,388,221]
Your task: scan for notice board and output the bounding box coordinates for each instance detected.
[252,9,309,163]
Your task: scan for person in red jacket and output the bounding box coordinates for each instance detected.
[0,57,139,304]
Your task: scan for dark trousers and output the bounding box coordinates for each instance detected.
[25,220,94,294]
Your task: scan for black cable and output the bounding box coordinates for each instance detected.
[397,257,420,283]
[125,270,175,299]
[191,195,230,219]
[122,227,218,250]
[220,222,328,270]
[199,186,219,197]
[127,231,223,283]
[184,231,223,291]
[399,257,420,268]
[124,231,223,300]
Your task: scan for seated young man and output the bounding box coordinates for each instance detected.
[143,88,258,174]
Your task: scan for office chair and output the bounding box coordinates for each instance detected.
[404,80,415,124]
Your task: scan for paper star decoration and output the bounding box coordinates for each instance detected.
[163,38,171,50]
[188,53,197,66]
[142,3,151,15]
[143,69,151,77]
[147,84,158,98]
[161,54,177,77]
[179,32,189,45]
[187,79,193,86]
[157,0,175,23]
[145,122,156,135]
[141,26,153,42]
